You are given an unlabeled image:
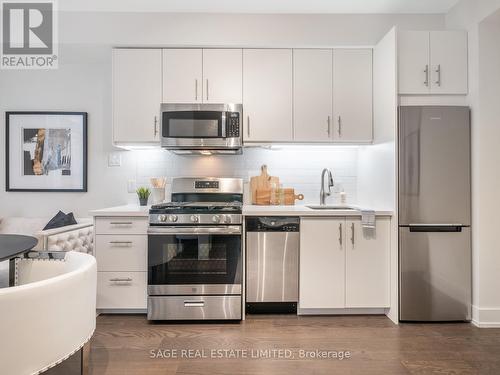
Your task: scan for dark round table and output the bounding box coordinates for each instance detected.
[0,234,38,286]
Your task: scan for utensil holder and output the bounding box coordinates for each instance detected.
[151,187,166,204]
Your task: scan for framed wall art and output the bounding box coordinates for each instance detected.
[6,111,88,192]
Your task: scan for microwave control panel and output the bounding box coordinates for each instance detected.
[226,112,240,138]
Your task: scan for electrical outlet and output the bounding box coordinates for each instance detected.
[127,180,136,193]
[108,153,122,167]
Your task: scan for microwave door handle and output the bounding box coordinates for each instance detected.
[221,113,226,138]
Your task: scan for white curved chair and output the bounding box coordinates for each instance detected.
[0,252,97,375]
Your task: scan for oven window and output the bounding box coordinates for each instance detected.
[162,111,222,138]
[148,234,242,285]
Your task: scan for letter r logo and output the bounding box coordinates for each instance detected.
[2,2,53,54]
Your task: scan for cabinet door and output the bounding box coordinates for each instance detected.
[299,218,345,309]
[112,49,162,144]
[202,49,242,103]
[333,49,373,143]
[345,217,390,308]
[398,31,431,94]
[293,49,333,142]
[243,49,293,142]
[162,49,202,103]
[430,31,468,94]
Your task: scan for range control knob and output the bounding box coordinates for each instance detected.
[190,215,199,223]
[212,215,221,223]
[158,214,168,222]
[168,215,178,222]
[224,215,232,224]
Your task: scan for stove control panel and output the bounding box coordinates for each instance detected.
[195,181,219,189]
[149,213,242,226]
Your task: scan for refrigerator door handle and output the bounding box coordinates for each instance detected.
[407,224,464,233]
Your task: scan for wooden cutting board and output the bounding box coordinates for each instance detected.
[254,188,304,205]
[250,165,279,204]
[284,188,305,205]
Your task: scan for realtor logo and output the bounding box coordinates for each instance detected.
[1,0,58,69]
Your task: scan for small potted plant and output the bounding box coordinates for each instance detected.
[136,187,151,206]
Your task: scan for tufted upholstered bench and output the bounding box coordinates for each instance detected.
[0,217,94,254]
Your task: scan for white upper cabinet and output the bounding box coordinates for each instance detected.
[345,218,390,308]
[333,49,373,143]
[162,49,242,104]
[243,49,293,142]
[162,49,203,103]
[429,31,468,94]
[398,31,430,94]
[202,49,242,104]
[112,49,162,144]
[398,30,468,95]
[293,49,333,142]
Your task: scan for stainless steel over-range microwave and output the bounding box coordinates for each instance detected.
[160,103,243,155]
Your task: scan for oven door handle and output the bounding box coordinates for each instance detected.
[148,226,242,235]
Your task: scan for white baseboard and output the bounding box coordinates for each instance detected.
[97,308,147,314]
[298,308,387,315]
[471,305,500,328]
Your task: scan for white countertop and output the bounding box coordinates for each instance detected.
[243,205,393,216]
[90,204,393,217]
[90,204,151,217]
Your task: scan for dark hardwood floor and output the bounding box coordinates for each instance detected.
[90,314,500,375]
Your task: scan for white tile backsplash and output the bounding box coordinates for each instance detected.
[131,147,359,205]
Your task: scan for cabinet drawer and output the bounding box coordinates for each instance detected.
[97,271,147,309]
[95,217,148,235]
[148,295,242,320]
[95,235,147,272]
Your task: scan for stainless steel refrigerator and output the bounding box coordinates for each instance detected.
[399,106,471,322]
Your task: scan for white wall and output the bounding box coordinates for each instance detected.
[475,11,500,327]
[58,12,445,48]
[0,12,445,218]
[357,28,398,323]
[446,0,500,327]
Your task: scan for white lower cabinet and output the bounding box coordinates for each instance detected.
[345,218,390,308]
[299,217,345,308]
[97,272,147,310]
[94,216,148,311]
[299,216,390,311]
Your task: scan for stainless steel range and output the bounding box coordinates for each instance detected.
[147,177,243,321]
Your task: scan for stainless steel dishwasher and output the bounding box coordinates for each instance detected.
[245,217,299,313]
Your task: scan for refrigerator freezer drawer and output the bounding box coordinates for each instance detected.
[399,226,471,321]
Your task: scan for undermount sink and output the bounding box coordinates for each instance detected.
[306,205,358,210]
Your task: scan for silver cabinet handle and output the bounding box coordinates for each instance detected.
[195,79,198,101]
[338,116,342,137]
[327,116,331,136]
[206,79,209,101]
[109,278,132,283]
[154,116,158,138]
[247,116,250,138]
[339,223,343,246]
[424,64,429,87]
[351,223,355,246]
[109,241,133,245]
[435,64,441,87]
[110,222,133,225]
[184,300,205,307]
